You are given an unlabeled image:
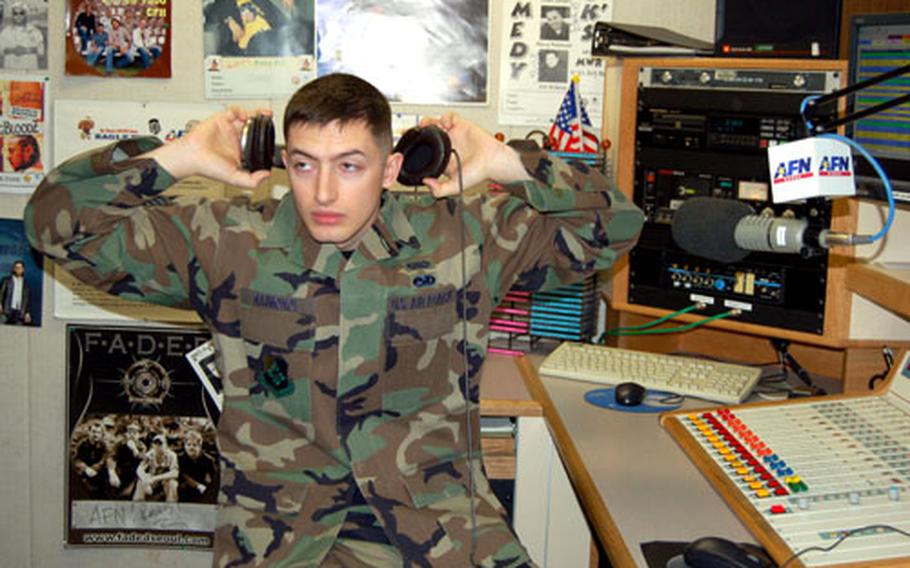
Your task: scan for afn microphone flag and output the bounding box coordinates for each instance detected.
[548,75,600,153]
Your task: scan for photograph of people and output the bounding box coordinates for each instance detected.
[538,49,569,83]
[0,259,32,325]
[0,1,47,69]
[203,0,314,58]
[67,0,167,76]
[28,72,643,565]
[69,414,218,503]
[540,5,570,41]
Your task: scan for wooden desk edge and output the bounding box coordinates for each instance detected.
[480,399,543,417]
[514,356,638,568]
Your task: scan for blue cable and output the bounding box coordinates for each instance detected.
[800,95,896,244]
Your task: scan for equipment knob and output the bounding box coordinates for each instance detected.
[699,71,712,85]
[793,74,806,88]
[660,70,674,84]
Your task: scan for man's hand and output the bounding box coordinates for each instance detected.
[416,113,530,198]
[197,483,207,494]
[145,107,272,189]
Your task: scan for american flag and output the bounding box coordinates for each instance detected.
[548,76,600,153]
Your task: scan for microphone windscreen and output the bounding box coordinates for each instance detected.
[671,197,752,263]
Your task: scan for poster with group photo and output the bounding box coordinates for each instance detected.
[316,0,490,104]
[0,218,43,327]
[66,325,219,548]
[0,76,48,193]
[53,99,227,323]
[0,0,48,71]
[65,0,172,78]
[203,0,316,99]
[498,0,610,128]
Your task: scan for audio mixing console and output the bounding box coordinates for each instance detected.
[662,350,910,567]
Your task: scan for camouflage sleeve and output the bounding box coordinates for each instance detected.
[24,137,217,311]
[481,142,644,302]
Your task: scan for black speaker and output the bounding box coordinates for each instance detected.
[241,115,451,186]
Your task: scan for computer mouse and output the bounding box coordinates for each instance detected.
[683,536,773,568]
[613,382,646,407]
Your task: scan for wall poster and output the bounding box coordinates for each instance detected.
[0,0,48,71]
[0,76,48,194]
[0,217,43,327]
[66,325,219,548]
[65,0,172,78]
[53,99,227,323]
[203,0,316,99]
[498,0,610,129]
[316,0,490,104]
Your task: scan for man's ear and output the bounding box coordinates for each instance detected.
[280,147,288,170]
[383,151,404,188]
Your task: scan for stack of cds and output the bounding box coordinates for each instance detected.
[488,274,598,355]
[529,275,597,342]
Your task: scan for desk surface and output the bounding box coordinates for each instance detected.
[515,353,754,568]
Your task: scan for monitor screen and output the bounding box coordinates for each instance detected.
[715,0,841,58]
[848,13,910,201]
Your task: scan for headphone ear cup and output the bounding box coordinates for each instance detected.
[241,114,276,172]
[394,125,451,186]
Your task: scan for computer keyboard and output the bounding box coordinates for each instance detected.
[538,342,762,404]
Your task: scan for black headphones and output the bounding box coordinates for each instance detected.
[241,114,451,186]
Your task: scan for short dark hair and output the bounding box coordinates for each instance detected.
[283,73,392,152]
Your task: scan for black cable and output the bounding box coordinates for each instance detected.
[453,148,478,562]
[867,347,894,390]
[779,523,910,568]
[770,339,826,395]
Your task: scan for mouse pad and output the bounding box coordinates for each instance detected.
[584,387,682,413]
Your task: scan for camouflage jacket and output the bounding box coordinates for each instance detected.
[26,137,643,566]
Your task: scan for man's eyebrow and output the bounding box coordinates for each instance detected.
[287,148,368,161]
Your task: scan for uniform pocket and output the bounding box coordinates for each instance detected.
[382,287,459,414]
[239,289,316,424]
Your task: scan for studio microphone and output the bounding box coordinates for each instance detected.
[671,197,855,263]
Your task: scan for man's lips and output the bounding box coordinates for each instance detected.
[311,211,345,225]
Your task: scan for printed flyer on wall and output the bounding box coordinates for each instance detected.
[498,0,609,128]
[66,325,219,548]
[0,76,48,194]
[203,0,315,99]
[316,0,490,104]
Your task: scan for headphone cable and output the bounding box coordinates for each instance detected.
[452,149,478,563]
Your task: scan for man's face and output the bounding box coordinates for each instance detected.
[283,119,401,250]
[184,436,202,458]
[545,52,560,68]
[12,262,24,277]
[7,139,24,171]
[88,424,104,443]
[11,5,25,25]
[545,10,563,29]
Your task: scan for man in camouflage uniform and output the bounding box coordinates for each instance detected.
[26,73,643,566]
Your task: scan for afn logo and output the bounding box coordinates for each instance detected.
[818,155,851,177]
[773,158,814,184]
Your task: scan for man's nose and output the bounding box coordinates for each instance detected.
[314,170,337,205]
